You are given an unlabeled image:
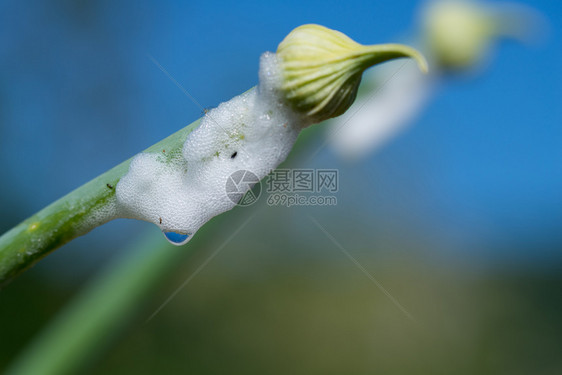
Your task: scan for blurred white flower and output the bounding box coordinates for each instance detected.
[329,59,435,160]
[328,0,545,161]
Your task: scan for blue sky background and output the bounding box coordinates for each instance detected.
[0,0,561,275]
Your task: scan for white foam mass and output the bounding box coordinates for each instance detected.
[116,52,305,236]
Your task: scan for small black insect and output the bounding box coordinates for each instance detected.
[159,217,162,224]
[106,183,113,189]
[231,151,238,159]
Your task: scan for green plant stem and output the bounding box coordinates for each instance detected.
[5,124,321,375]
[4,230,185,375]
[0,120,200,286]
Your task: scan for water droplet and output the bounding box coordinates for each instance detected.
[163,231,192,246]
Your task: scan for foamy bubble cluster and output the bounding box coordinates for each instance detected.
[115,26,427,243]
[116,53,304,238]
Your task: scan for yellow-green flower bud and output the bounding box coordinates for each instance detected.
[276,24,428,124]
[422,0,537,70]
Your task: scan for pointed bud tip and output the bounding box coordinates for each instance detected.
[371,43,429,74]
[412,49,429,74]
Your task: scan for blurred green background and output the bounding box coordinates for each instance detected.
[1,0,561,374]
